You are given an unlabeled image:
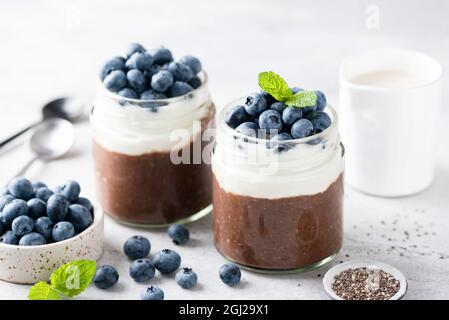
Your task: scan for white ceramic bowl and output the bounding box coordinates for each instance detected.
[323,260,408,300]
[0,204,104,284]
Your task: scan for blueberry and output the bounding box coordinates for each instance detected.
[188,76,202,89]
[179,55,202,74]
[291,118,314,139]
[168,81,193,97]
[34,217,53,239]
[34,187,53,203]
[129,259,155,282]
[66,204,93,232]
[1,199,28,226]
[27,198,46,219]
[0,220,5,235]
[270,101,287,113]
[118,88,138,99]
[19,232,46,246]
[315,90,327,111]
[219,263,241,287]
[282,106,303,126]
[291,87,303,94]
[224,105,250,129]
[235,121,259,138]
[126,42,145,58]
[8,177,33,200]
[151,70,174,93]
[61,180,81,203]
[151,47,173,65]
[244,93,267,116]
[75,197,93,212]
[258,109,283,133]
[52,221,75,242]
[140,90,167,100]
[125,52,154,71]
[12,215,34,237]
[0,194,14,211]
[94,265,119,289]
[153,249,181,274]
[0,231,18,245]
[269,132,294,153]
[123,235,151,260]
[167,62,194,82]
[308,111,331,132]
[260,91,275,106]
[47,194,69,222]
[99,57,126,81]
[143,65,162,82]
[168,224,190,245]
[175,267,198,289]
[141,286,164,300]
[103,70,127,92]
[126,69,146,93]
[31,181,47,193]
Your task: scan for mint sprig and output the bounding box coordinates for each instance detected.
[258,71,317,108]
[28,260,97,300]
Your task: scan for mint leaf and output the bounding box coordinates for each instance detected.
[258,71,292,101]
[28,282,61,300]
[50,260,97,297]
[285,90,317,108]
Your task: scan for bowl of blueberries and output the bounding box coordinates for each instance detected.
[0,177,104,284]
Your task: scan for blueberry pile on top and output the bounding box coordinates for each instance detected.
[0,178,94,246]
[100,43,203,100]
[225,71,331,146]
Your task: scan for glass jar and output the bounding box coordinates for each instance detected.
[212,99,344,272]
[91,72,215,227]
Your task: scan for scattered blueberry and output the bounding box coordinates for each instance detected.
[141,286,164,300]
[0,231,18,245]
[47,194,69,222]
[66,204,93,232]
[7,177,33,200]
[151,70,174,93]
[244,93,267,116]
[235,121,258,138]
[270,101,287,113]
[168,81,193,97]
[129,259,155,282]
[34,217,53,239]
[118,87,138,99]
[153,249,181,274]
[0,199,28,226]
[126,43,145,58]
[52,221,75,242]
[123,235,151,259]
[0,194,14,212]
[282,106,303,126]
[258,109,283,132]
[32,181,47,193]
[179,55,201,74]
[27,198,47,220]
[315,90,327,111]
[103,70,127,92]
[19,232,46,246]
[126,69,146,93]
[167,61,194,82]
[168,224,190,245]
[12,216,34,237]
[94,265,119,289]
[175,267,198,289]
[75,197,93,212]
[224,105,250,129]
[308,111,331,133]
[291,118,314,139]
[34,187,53,203]
[151,47,173,65]
[219,263,241,287]
[125,52,154,71]
[99,57,126,80]
[188,76,202,89]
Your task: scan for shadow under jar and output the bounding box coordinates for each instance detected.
[212,100,344,272]
[91,72,215,227]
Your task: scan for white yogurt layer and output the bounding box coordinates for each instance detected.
[90,75,211,156]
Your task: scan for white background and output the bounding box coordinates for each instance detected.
[0,0,448,299]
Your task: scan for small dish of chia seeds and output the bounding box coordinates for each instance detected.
[323,260,407,300]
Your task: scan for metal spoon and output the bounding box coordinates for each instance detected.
[13,118,75,178]
[0,97,83,149]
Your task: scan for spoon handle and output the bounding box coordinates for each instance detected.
[13,155,39,178]
[0,120,42,149]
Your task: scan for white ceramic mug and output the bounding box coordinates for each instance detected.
[339,49,443,197]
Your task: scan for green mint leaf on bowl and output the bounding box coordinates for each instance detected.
[28,281,61,300]
[50,260,97,297]
[285,90,317,108]
[258,71,292,101]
